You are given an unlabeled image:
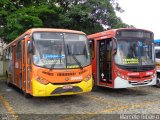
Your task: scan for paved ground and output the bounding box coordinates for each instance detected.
[0,77,160,120]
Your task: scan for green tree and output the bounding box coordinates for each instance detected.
[0,0,130,42]
[50,0,129,33]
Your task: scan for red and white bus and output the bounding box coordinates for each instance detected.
[88,28,157,88]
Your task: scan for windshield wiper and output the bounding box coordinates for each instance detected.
[49,58,59,70]
[67,44,83,69]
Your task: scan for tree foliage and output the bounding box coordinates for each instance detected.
[0,0,129,42]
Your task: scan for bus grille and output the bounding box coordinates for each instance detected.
[129,75,151,79]
[51,86,82,94]
[52,81,81,85]
[142,75,151,78]
[129,75,152,79]
[129,76,141,79]
[128,80,152,85]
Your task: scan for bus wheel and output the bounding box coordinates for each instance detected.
[23,91,32,98]
[156,73,160,87]
[156,78,160,87]
[92,76,98,91]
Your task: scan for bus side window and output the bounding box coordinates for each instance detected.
[8,47,12,60]
[8,47,12,72]
[88,39,94,59]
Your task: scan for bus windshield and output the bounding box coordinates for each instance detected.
[32,32,90,69]
[114,38,154,66]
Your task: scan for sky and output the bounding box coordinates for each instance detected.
[116,0,160,40]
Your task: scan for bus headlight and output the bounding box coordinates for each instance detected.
[116,71,129,80]
[84,75,91,82]
[36,77,49,85]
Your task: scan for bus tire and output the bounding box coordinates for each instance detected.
[23,91,32,98]
[156,73,160,87]
[156,78,160,87]
[92,76,98,91]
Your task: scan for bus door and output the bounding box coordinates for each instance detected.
[11,41,23,88]
[98,39,112,85]
[26,40,32,93]
[22,38,32,93]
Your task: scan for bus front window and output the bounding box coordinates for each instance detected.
[33,39,66,68]
[114,38,154,66]
[32,32,91,69]
[65,34,91,68]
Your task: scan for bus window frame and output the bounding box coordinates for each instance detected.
[16,41,22,60]
[27,40,32,65]
[112,37,118,55]
[8,47,12,61]
[88,39,95,59]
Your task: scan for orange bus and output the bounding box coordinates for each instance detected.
[88,28,157,89]
[3,28,92,97]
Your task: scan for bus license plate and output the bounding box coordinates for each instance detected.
[138,81,144,84]
[63,85,73,90]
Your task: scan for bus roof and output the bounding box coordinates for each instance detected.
[4,28,85,50]
[29,28,85,34]
[87,28,153,39]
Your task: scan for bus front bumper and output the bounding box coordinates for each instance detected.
[114,76,157,88]
[31,78,92,96]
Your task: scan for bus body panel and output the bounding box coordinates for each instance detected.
[30,65,92,96]
[114,76,156,88]
[32,77,92,96]
[32,65,92,84]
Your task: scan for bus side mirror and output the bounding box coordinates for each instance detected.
[28,41,33,54]
[113,37,117,54]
